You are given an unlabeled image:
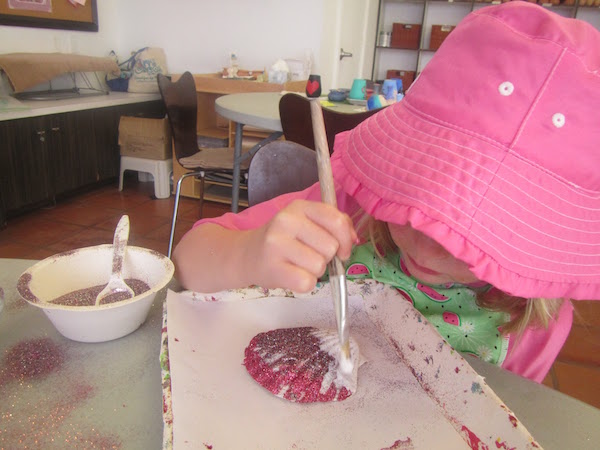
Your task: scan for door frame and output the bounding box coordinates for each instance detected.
[318,0,379,91]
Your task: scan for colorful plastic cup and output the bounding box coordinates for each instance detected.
[349,78,367,100]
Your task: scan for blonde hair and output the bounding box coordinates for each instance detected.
[356,214,564,335]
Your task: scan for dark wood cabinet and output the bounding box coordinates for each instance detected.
[0,115,52,212]
[0,100,164,224]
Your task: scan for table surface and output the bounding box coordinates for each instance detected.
[1,258,599,449]
[0,258,171,449]
[214,91,367,131]
[214,91,370,213]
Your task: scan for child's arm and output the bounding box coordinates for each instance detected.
[172,199,357,293]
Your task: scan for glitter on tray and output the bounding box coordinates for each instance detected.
[0,337,123,449]
[243,327,360,403]
[0,337,64,384]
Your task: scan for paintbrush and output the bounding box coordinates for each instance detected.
[308,96,352,372]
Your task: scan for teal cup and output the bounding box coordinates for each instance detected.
[349,78,367,100]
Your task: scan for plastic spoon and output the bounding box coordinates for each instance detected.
[95,215,134,306]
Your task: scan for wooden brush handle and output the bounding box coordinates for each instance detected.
[309,99,345,277]
[309,99,337,208]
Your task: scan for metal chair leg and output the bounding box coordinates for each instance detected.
[168,171,202,259]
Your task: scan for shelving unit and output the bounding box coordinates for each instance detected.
[371,0,600,86]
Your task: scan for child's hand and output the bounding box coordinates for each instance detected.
[242,200,357,293]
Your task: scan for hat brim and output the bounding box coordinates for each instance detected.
[333,101,600,300]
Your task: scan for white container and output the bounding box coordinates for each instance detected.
[17,245,174,343]
[284,59,306,81]
[379,31,391,47]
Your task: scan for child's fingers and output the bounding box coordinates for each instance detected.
[282,236,330,278]
[256,238,324,292]
[272,261,320,293]
[303,204,357,260]
[250,200,358,292]
[271,201,355,261]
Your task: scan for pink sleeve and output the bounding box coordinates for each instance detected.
[501,299,574,382]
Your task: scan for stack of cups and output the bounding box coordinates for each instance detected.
[382,79,398,104]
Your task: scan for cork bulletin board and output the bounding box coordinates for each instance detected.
[0,0,98,32]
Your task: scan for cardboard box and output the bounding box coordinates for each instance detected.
[391,23,421,49]
[119,116,172,160]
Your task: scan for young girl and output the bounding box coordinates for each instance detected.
[173,2,600,383]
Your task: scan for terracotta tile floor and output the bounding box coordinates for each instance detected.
[0,175,230,260]
[1,176,599,410]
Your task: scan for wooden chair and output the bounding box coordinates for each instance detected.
[278,93,382,153]
[158,72,251,258]
[247,141,318,207]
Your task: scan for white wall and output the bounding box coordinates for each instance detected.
[0,0,324,77]
[112,0,324,75]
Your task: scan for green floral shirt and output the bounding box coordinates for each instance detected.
[340,243,510,365]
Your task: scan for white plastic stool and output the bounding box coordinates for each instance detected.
[119,156,173,199]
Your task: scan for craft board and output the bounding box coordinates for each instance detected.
[163,281,541,449]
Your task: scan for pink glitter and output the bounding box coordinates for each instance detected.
[1,337,64,384]
[381,437,414,449]
[244,327,352,403]
[495,439,516,450]
[460,425,488,450]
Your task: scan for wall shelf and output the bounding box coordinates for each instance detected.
[371,0,600,86]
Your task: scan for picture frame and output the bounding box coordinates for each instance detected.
[0,0,98,32]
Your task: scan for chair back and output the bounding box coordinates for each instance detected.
[248,141,318,206]
[158,71,199,161]
[279,93,382,153]
[278,93,315,150]
[322,105,380,151]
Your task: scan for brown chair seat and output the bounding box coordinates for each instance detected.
[179,147,252,172]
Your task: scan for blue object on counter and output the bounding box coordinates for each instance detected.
[367,94,386,110]
[328,89,349,102]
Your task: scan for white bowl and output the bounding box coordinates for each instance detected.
[17,244,174,343]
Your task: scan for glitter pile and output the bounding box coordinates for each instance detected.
[1,337,64,383]
[51,278,150,306]
[243,327,359,403]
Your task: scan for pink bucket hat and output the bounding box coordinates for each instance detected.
[334,2,600,301]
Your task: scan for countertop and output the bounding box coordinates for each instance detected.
[0,91,161,121]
